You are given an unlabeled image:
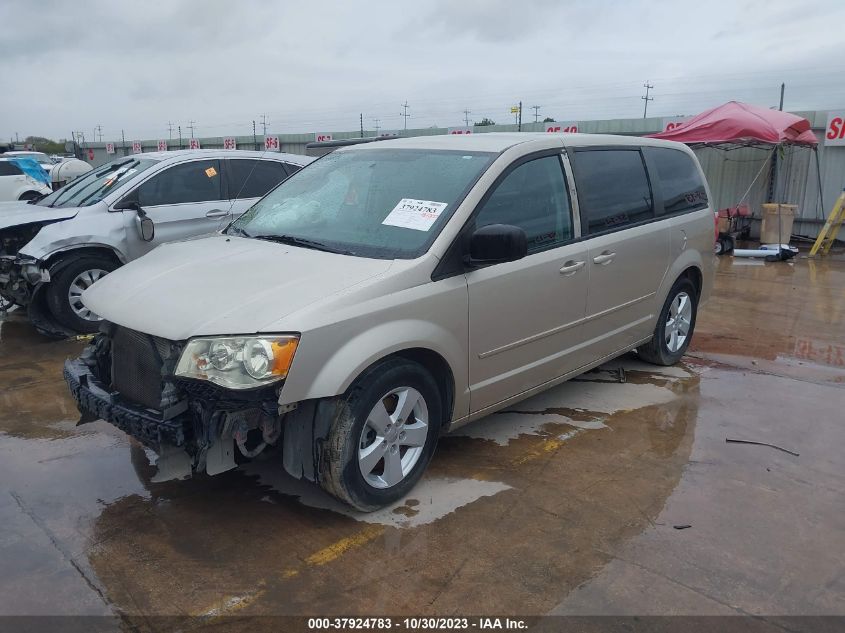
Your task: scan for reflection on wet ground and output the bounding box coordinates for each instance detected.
[0,255,843,621]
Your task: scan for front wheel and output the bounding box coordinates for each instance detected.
[45,255,117,334]
[637,278,698,366]
[319,358,442,511]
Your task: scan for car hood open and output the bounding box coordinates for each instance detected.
[0,201,79,231]
[82,235,394,340]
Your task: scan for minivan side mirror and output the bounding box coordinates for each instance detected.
[467,224,528,266]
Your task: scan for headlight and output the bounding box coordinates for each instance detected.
[175,334,299,390]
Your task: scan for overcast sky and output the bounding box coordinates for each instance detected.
[2,0,843,142]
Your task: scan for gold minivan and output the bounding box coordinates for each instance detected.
[65,133,714,510]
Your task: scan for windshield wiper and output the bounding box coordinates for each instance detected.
[252,234,353,255]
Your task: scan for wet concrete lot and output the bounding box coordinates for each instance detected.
[1,255,844,625]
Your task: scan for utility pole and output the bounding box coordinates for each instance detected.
[531,105,541,123]
[463,109,472,126]
[121,129,126,155]
[167,121,174,139]
[778,82,785,110]
[642,81,654,118]
[518,101,523,131]
[400,101,410,131]
[253,120,258,150]
[95,124,103,142]
[372,118,381,136]
[360,113,364,138]
[260,114,268,135]
[187,120,196,138]
[178,125,182,150]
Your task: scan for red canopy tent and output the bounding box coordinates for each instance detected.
[646,101,817,148]
[648,101,823,252]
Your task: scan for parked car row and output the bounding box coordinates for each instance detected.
[57,133,715,511]
[0,149,311,334]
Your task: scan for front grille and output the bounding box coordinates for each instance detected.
[111,327,175,410]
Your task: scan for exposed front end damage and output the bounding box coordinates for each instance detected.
[0,221,74,336]
[63,323,329,482]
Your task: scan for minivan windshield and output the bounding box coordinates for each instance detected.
[37,157,160,208]
[227,148,496,259]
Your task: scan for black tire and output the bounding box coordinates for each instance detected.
[45,254,117,334]
[319,358,442,511]
[637,277,698,366]
[18,190,42,201]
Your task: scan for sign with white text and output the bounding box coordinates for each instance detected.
[105,143,115,154]
[132,141,143,154]
[188,138,201,150]
[264,135,280,151]
[447,127,472,135]
[662,117,690,132]
[157,140,168,151]
[544,122,578,133]
[223,137,237,150]
[824,112,845,146]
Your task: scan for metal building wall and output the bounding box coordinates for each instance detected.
[77,110,844,239]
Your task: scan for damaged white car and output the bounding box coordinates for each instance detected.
[0,150,310,335]
[64,133,715,511]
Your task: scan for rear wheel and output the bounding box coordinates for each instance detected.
[45,255,117,334]
[637,277,698,366]
[18,190,42,202]
[319,358,441,511]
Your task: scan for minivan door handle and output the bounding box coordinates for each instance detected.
[592,251,616,265]
[559,260,585,276]
[205,209,229,218]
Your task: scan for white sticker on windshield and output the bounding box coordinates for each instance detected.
[382,198,448,232]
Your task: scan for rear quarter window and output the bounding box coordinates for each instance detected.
[646,147,709,215]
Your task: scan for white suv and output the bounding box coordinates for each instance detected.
[0,149,312,335]
[0,158,52,202]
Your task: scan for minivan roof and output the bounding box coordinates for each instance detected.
[337,132,691,154]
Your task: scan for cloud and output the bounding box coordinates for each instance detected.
[0,0,842,142]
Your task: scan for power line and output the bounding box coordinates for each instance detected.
[187,120,196,138]
[94,124,103,142]
[260,114,268,135]
[372,118,381,135]
[400,101,410,131]
[463,109,472,126]
[531,105,541,123]
[167,121,174,139]
[641,81,654,118]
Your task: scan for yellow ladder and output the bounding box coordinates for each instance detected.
[809,190,845,257]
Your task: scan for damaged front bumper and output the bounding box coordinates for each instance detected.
[63,338,285,479]
[0,256,73,337]
[0,256,44,306]
[64,329,334,484]
[64,358,189,450]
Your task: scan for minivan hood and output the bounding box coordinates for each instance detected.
[0,201,79,231]
[82,235,394,340]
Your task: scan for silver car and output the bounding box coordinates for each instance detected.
[0,149,311,335]
[65,133,714,510]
